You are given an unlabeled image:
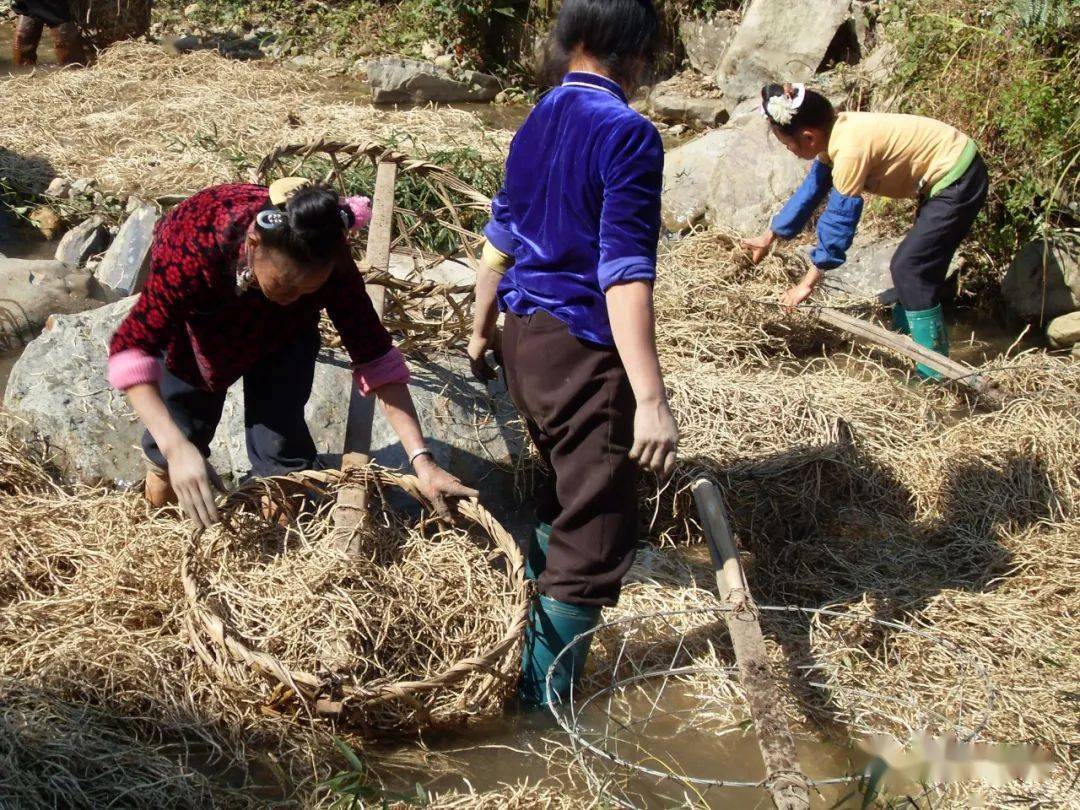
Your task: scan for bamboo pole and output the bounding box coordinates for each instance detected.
[691,478,810,810]
[806,304,1002,403]
[334,159,398,551]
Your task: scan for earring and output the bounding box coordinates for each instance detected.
[236,261,256,295]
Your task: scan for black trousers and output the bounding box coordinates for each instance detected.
[12,0,73,25]
[502,310,638,608]
[890,154,989,311]
[142,327,321,478]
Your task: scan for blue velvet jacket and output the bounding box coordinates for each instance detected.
[484,72,664,345]
[770,159,864,270]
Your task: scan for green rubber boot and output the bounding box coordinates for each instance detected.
[906,304,950,380]
[526,523,551,582]
[519,595,601,709]
[892,303,910,335]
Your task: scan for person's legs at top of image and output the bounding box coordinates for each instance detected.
[12,15,44,66]
[889,154,989,379]
[49,20,87,65]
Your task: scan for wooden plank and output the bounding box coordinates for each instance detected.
[334,159,399,550]
[691,479,810,810]
[806,304,1002,403]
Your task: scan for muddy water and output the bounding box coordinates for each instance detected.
[0,21,60,76]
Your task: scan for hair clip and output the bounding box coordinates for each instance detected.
[761,82,806,125]
[342,196,372,231]
[255,209,287,230]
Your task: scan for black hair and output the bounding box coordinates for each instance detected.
[255,183,345,266]
[760,83,836,134]
[541,0,660,89]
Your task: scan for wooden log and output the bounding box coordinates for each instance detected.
[334,159,399,551]
[806,304,1002,403]
[691,479,810,810]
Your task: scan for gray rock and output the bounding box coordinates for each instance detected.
[169,34,203,53]
[1047,311,1080,349]
[368,58,500,104]
[1001,235,1080,324]
[649,79,727,129]
[713,0,853,108]
[679,12,737,75]
[661,129,728,231]
[96,202,158,302]
[65,272,94,299]
[703,114,807,234]
[55,215,110,268]
[823,233,960,304]
[69,178,96,197]
[4,299,524,497]
[0,258,101,345]
[433,54,456,71]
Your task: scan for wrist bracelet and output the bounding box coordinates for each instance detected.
[408,447,434,465]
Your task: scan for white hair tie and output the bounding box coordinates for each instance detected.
[761,83,807,126]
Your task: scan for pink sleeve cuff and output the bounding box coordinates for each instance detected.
[108,348,161,390]
[353,346,410,396]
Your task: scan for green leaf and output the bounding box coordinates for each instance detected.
[333,735,366,773]
[861,756,889,809]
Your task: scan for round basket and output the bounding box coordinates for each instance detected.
[182,468,530,734]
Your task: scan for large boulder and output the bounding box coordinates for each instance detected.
[703,114,807,234]
[368,58,500,104]
[713,0,853,108]
[661,129,727,231]
[679,12,738,75]
[3,298,523,496]
[1001,236,1080,324]
[823,233,961,304]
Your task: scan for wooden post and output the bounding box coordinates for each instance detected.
[806,304,1002,403]
[691,479,811,810]
[334,159,398,551]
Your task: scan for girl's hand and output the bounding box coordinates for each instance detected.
[780,282,816,312]
[741,230,777,265]
[413,454,479,520]
[467,333,498,383]
[164,438,223,529]
[629,397,679,480]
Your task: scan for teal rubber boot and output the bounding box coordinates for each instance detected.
[906,304,950,380]
[892,303,910,335]
[526,523,551,582]
[519,595,601,709]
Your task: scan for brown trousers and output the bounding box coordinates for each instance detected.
[502,310,638,607]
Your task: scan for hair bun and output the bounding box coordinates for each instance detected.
[285,184,342,233]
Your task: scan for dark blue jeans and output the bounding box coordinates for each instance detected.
[141,327,320,477]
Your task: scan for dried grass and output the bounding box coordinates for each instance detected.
[0,42,510,195]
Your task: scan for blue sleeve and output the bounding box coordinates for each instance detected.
[483,185,517,256]
[596,117,664,291]
[770,159,833,238]
[809,189,863,270]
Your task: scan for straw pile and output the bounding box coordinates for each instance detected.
[0,42,510,195]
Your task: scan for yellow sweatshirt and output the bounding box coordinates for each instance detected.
[822,112,975,199]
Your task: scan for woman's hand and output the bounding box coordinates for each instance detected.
[741,230,777,265]
[630,397,679,480]
[413,454,479,520]
[164,438,222,529]
[467,333,498,383]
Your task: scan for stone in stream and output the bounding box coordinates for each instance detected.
[95,201,158,302]
[0,258,103,344]
[368,58,500,104]
[1001,235,1080,324]
[1047,311,1080,349]
[4,299,525,512]
[648,77,727,129]
[679,11,738,75]
[713,0,854,108]
[55,215,111,268]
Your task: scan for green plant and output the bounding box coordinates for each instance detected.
[321,737,430,809]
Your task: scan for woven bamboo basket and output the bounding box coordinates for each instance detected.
[70,0,152,50]
[182,467,531,735]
